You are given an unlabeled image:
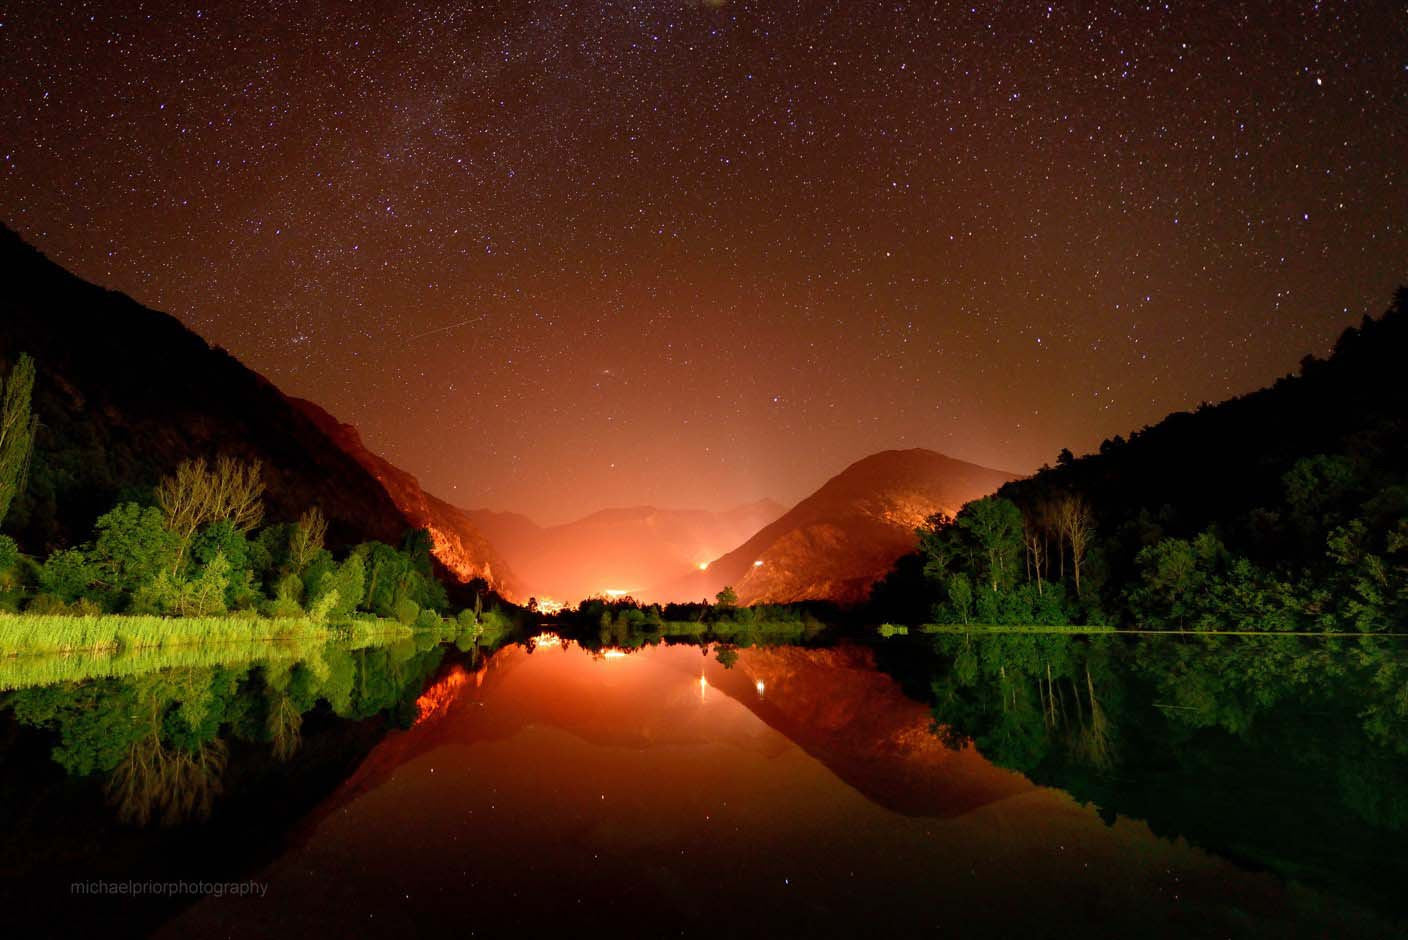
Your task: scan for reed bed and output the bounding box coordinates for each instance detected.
[0,613,333,657]
[0,637,326,691]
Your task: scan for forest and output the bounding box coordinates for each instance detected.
[868,288,1408,633]
[0,353,516,653]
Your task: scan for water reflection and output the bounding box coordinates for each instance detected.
[1,638,451,826]
[883,631,1408,916]
[0,632,1404,938]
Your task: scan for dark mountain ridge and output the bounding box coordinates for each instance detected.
[0,224,512,601]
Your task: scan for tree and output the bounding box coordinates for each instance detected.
[0,534,17,574]
[182,552,231,616]
[92,503,180,597]
[1054,493,1095,597]
[946,573,974,624]
[155,456,265,569]
[1127,533,1224,629]
[38,548,96,603]
[715,585,738,609]
[1023,507,1049,594]
[957,497,1024,593]
[287,506,327,574]
[917,511,959,581]
[307,553,363,619]
[0,353,37,527]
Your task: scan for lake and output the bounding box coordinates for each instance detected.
[1,631,1404,937]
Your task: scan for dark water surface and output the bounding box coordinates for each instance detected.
[1,632,1404,938]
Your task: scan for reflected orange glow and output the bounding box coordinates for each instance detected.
[532,633,563,648]
[414,666,470,725]
[602,649,627,660]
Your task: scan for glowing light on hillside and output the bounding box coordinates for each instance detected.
[753,559,764,567]
[755,679,765,697]
[532,632,562,648]
[697,561,709,571]
[604,589,630,598]
[415,667,469,724]
[536,597,565,614]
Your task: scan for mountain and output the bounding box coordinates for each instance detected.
[463,499,786,605]
[0,224,514,601]
[293,400,522,602]
[667,449,1016,605]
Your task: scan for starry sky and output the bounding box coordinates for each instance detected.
[3,1,1405,523]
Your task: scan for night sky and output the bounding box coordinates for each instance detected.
[3,1,1404,523]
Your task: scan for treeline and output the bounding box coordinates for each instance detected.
[0,352,519,641]
[552,589,835,650]
[871,287,1408,632]
[0,453,442,623]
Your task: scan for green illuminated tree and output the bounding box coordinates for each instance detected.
[0,353,37,527]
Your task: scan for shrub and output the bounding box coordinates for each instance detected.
[27,593,69,615]
[0,534,18,574]
[38,548,96,602]
[394,597,420,625]
[308,588,339,623]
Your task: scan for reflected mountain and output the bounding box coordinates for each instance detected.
[294,642,1031,829]
[2,633,1405,938]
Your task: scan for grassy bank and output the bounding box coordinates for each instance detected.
[0,635,328,691]
[0,612,419,657]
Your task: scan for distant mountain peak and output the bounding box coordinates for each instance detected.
[461,498,789,605]
[658,448,1016,606]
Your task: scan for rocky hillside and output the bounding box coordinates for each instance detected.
[293,400,522,602]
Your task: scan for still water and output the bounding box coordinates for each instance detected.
[1,632,1404,938]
